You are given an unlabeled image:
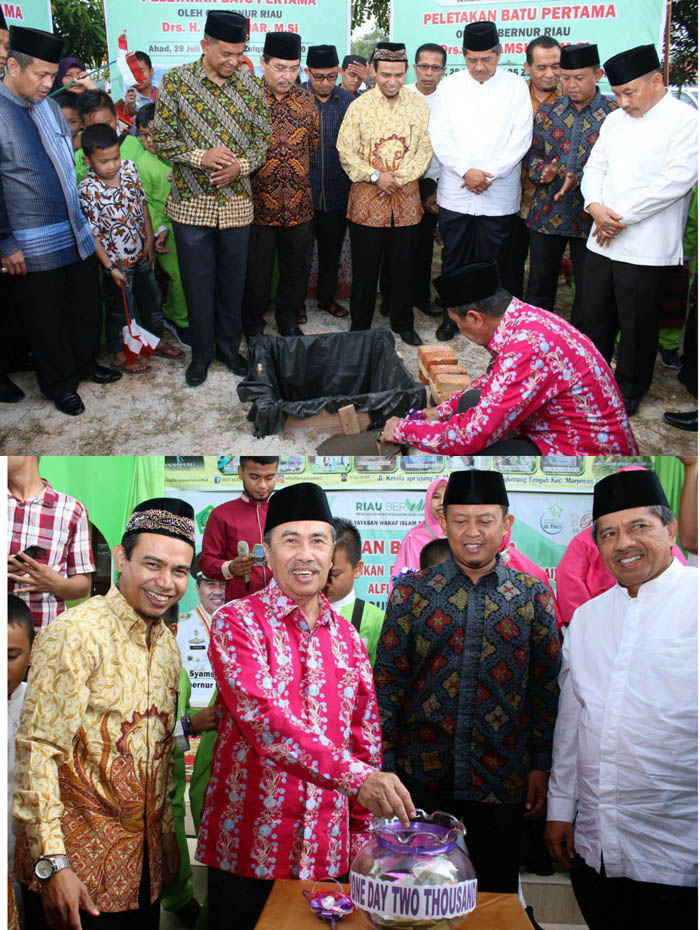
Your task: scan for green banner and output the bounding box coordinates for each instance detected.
[390,0,667,93]
[3,0,52,30]
[103,0,351,101]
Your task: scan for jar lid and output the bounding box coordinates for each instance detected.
[372,810,465,856]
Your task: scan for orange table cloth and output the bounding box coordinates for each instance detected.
[255,880,534,930]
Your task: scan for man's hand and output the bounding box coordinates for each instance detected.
[155,229,170,254]
[376,171,401,195]
[544,820,575,870]
[211,160,241,189]
[588,203,626,238]
[201,146,237,170]
[2,250,27,276]
[8,553,64,596]
[524,770,548,820]
[422,192,439,215]
[380,416,402,444]
[226,555,258,578]
[191,705,218,734]
[356,772,416,828]
[161,832,180,887]
[423,407,441,421]
[554,171,578,203]
[462,169,494,194]
[539,156,559,185]
[42,868,100,930]
[347,61,369,84]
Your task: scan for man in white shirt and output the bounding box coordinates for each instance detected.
[177,553,227,707]
[579,44,698,416]
[545,469,697,930]
[428,20,532,340]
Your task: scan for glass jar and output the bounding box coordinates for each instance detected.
[350,810,478,929]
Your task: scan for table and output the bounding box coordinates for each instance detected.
[255,880,534,930]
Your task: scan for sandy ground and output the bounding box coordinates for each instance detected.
[1,270,696,455]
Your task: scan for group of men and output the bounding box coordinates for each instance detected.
[1,9,696,445]
[8,456,697,930]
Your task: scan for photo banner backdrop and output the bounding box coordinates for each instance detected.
[389,0,668,93]
[3,0,52,30]
[103,0,351,101]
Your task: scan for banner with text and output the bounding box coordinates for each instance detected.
[390,0,667,92]
[2,0,52,30]
[103,0,351,100]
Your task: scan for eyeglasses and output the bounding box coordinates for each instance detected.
[415,63,445,73]
[309,73,338,83]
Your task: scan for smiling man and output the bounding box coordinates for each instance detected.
[374,469,561,896]
[197,481,415,930]
[546,469,698,930]
[12,497,195,930]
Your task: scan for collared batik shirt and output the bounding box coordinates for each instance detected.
[196,579,381,880]
[78,160,147,266]
[392,298,639,455]
[527,91,618,238]
[375,554,561,803]
[152,58,272,228]
[300,81,354,213]
[252,83,320,227]
[337,85,433,227]
[13,586,180,912]
[520,81,560,220]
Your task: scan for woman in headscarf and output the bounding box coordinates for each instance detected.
[50,56,97,94]
[391,477,448,580]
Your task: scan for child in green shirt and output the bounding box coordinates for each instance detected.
[74,89,144,184]
[134,104,190,344]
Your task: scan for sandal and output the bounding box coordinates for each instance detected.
[321,302,349,319]
[112,358,151,374]
[154,341,184,359]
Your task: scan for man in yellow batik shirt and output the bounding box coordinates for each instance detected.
[337,41,433,347]
[12,498,196,930]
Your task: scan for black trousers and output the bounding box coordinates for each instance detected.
[401,773,525,893]
[380,210,440,306]
[578,250,667,402]
[498,214,530,300]
[10,253,101,400]
[314,209,347,308]
[569,856,698,930]
[679,281,698,398]
[455,389,542,454]
[349,220,417,332]
[208,868,273,930]
[242,220,314,336]
[172,222,248,369]
[21,851,160,929]
[526,230,587,325]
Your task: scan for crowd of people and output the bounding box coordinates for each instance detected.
[0,12,697,450]
[6,455,698,930]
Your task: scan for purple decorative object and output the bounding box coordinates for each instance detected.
[303,879,354,930]
[407,407,426,420]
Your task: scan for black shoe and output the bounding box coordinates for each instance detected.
[216,351,248,377]
[663,409,698,431]
[173,897,202,929]
[89,365,122,384]
[395,328,423,347]
[0,374,24,403]
[622,395,640,417]
[185,363,208,386]
[659,347,682,369]
[54,392,85,416]
[163,319,191,349]
[414,299,442,317]
[279,326,304,337]
[379,298,390,318]
[436,319,458,341]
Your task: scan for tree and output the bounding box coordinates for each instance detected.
[51,0,107,68]
[352,25,389,61]
[352,0,390,34]
[668,0,698,88]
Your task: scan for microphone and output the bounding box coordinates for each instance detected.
[238,540,250,591]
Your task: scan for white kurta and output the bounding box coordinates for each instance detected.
[581,91,698,266]
[176,604,216,706]
[406,82,441,183]
[429,67,532,216]
[548,558,698,887]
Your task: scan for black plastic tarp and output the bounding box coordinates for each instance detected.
[237,330,426,437]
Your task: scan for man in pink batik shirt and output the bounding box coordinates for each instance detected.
[380,260,638,455]
[196,481,415,930]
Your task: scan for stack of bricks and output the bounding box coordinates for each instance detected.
[418,346,472,405]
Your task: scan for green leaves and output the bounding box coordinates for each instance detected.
[51,0,107,69]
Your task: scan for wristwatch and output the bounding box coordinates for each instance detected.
[369,170,380,184]
[35,855,71,880]
[107,262,118,273]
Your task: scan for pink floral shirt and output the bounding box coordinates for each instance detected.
[78,159,146,266]
[196,579,381,880]
[393,299,638,455]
